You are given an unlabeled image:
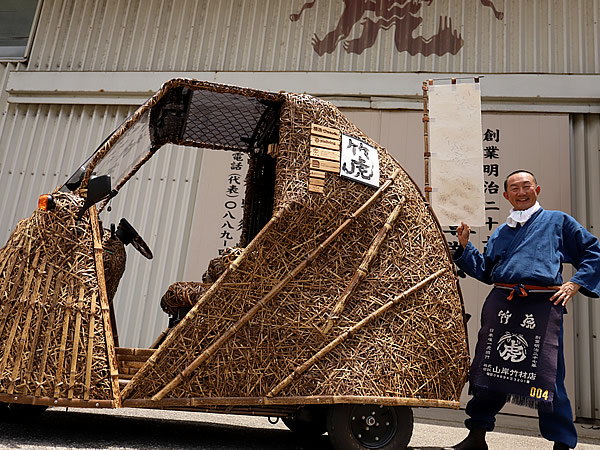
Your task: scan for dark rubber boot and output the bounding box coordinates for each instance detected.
[553,443,570,450]
[450,428,488,450]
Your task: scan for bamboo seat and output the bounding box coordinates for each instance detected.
[160,247,243,315]
[160,281,209,315]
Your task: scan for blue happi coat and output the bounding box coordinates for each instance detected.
[454,208,600,298]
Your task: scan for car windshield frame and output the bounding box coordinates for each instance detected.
[61,79,284,203]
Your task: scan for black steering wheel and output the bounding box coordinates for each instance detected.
[115,218,153,259]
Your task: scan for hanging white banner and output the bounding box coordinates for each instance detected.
[428,82,485,226]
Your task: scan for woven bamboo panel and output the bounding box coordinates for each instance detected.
[0,192,122,405]
[160,282,209,314]
[121,90,469,405]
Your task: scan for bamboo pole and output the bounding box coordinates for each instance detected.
[54,283,74,398]
[8,259,47,394]
[150,168,402,402]
[322,197,405,334]
[0,253,25,339]
[149,327,169,349]
[228,204,291,273]
[0,392,115,408]
[84,293,97,400]
[0,252,40,377]
[68,286,85,399]
[90,206,122,407]
[24,264,55,386]
[36,272,64,397]
[266,268,448,398]
[123,394,459,410]
[422,79,432,203]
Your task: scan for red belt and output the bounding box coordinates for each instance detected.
[494,283,559,300]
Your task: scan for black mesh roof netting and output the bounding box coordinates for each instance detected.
[182,89,278,151]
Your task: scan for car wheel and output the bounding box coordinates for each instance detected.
[326,404,413,449]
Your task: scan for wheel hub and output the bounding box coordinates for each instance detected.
[349,405,397,448]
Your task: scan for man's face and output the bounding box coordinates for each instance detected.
[503,172,540,210]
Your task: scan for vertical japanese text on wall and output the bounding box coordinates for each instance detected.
[218,151,247,254]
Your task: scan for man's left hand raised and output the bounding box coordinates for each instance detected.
[550,281,581,306]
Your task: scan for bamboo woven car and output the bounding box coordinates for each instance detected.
[0,78,469,449]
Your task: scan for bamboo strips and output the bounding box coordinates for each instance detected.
[121,205,292,400]
[54,282,73,398]
[68,286,85,399]
[8,259,47,394]
[0,392,115,408]
[0,252,40,377]
[149,328,169,349]
[36,273,64,397]
[322,197,405,334]
[266,268,448,398]
[124,395,459,409]
[90,206,122,407]
[151,169,402,402]
[24,264,55,386]
[0,83,469,409]
[84,293,97,400]
[0,252,19,336]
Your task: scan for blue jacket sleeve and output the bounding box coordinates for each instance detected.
[453,241,494,285]
[562,217,600,298]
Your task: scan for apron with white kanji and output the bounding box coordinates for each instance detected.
[469,287,563,411]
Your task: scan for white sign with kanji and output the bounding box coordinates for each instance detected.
[339,134,380,188]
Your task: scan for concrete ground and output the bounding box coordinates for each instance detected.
[3,405,599,449]
[411,407,600,449]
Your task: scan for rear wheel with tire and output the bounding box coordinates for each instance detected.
[326,404,413,449]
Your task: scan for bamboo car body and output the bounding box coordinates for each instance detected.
[0,79,469,447]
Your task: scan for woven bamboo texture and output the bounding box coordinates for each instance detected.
[0,192,123,406]
[121,88,470,406]
[160,282,209,314]
[0,79,469,410]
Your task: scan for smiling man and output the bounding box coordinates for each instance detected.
[448,170,600,450]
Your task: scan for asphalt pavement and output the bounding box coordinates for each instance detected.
[1,405,600,449]
[412,407,600,449]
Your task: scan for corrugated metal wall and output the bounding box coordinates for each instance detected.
[23,0,600,74]
[0,63,16,111]
[572,113,600,420]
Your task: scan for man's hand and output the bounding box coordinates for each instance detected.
[457,222,471,248]
[550,281,580,306]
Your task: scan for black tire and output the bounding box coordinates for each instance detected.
[282,405,328,437]
[326,404,413,450]
[0,402,48,422]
